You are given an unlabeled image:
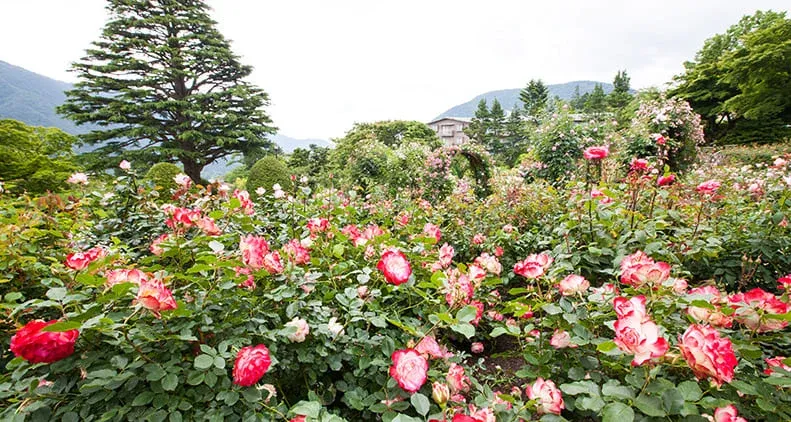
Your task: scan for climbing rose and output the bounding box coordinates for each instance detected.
[136,278,177,318]
[285,317,310,343]
[764,356,791,375]
[65,246,105,271]
[240,235,269,269]
[526,378,564,415]
[679,324,737,386]
[446,363,471,394]
[583,146,609,160]
[728,288,790,332]
[232,344,272,387]
[389,349,428,393]
[713,404,746,422]
[696,179,721,195]
[513,253,553,279]
[377,249,412,285]
[10,320,79,364]
[558,274,589,296]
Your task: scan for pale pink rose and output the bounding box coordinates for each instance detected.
[468,264,487,281]
[671,278,688,294]
[526,378,564,415]
[389,349,428,393]
[514,252,553,279]
[550,330,571,349]
[357,285,369,299]
[377,249,412,285]
[713,404,746,422]
[764,356,791,375]
[446,363,470,394]
[679,324,737,386]
[285,317,310,343]
[474,253,502,275]
[728,288,790,332]
[423,223,442,242]
[471,342,484,354]
[558,274,590,296]
[232,189,255,215]
[438,243,455,268]
[67,172,88,185]
[469,407,496,422]
[240,235,270,270]
[150,233,169,256]
[195,217,221,236]
[415,335,453,359]
[306,217,330,235]
[106,268,148,287]
[619,251,671,288]
[583,146,609,160]
[444,271,474,307]
[613,310,669,366]
[174,173,191,188]
[119,160,131,170]
[136,278,177,318]
[472,233,486,245]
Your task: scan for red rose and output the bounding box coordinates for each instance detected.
[583,146,609,160]
[232,344,272,387]
[389,348,428,393]
[377,249,412,285]
[137,278,178,318]
[679,324,737,386]
[10,320,79,364]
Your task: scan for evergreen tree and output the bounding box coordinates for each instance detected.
[502,106,527,166]
[570,85,582,110]
[58,0,278,183]
[608,70,633,110]
[465,99,491,142]
[585,84,608,114]
[519,79,549,117]
[486,99,507,157]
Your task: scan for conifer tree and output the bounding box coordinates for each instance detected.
[519,79,549,117]
[608,70,633,110]
[58,0,278,182]
[465,99,491,142]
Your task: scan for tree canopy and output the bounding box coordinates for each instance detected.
[58,0,278,182]
[520,79,549,117]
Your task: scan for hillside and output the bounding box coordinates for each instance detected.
[434,81,615,119]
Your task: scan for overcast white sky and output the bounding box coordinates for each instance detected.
[2,1,789,139]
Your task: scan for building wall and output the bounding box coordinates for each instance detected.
[428,119,470,146]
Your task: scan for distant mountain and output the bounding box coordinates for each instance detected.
[433,81,617,119]
[0,60,330,159]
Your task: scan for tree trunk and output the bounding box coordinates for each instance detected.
[181,157,203,185]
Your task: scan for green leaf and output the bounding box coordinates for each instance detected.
[541,303,562,315]
[161,373,178,391]
[450,322,475,339]
[332,244,345,258]
[677,381,702,401]
[194,354,214,369]
[596,341,617,352]
[457,305,478,323]
[291,401,322,418]
[634,394,666,417]
[559,380,599,396]
[46,287,67,301]
[132,391,155,406]
[662,389,685,414]
[602,402,634,422]
[410,392,430,416]
[41,321,81,332]
[602,381,635,400]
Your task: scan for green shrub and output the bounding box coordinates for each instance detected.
[144,162,182,192]
[247,156,291,197]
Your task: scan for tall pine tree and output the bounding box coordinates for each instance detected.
[465,99,491,142]
[519,79,549,118]
[58,0,278,182]
[608,70,632,110]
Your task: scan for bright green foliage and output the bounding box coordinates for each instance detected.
[520,79,549,117]
[0,119,79,193]
[500,107,528,166]
[585,84,608,115]
[289,144,331,181]
[144,162,182,192]
[247,156,292,197]
[57,0,278,183]
[671,10,790,143]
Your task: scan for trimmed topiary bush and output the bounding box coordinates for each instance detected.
[144,162,182,192]
[247,156,291,197]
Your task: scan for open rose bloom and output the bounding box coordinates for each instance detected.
[686,286,733,328]
[136,278,178,318]
[583,145,609,160]
[10,320,79,364]
[526,377,564,415]
[713,404,747,422]
[728,288,790,332]
[65,246,105,271]
[558,274,589,296]
[232,344,272,387]
[389,348,428,393]
[240,235,270,270]
[612,296,669,365]
[377,249,412,285]
[513,252,553,279]
[619,251,671,288]
[679,324,737,386]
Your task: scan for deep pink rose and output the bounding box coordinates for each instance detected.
[778,274,791,290]
[526,377,564,415]
[65,246,105,271]
[583,146,609,160]
[696,179,721,195]
[262,251,284,274]
[630,158,650,172]
[377,249,412,285]
[679,324,737,386]
[232,344,272,387]
[514,253,553,279]
[728,288,790,332]
[389,348,428,393]
[415,335,453,359]
[10,320,79,364]
[282,239,311,265]
[240,235,270,269]
[446,363,470,394]
[657,174,676,186]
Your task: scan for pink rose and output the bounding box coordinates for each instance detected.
[10,320,79,364]
[474,253,502,275]
[514,252,553,279]
[728,288,789,332]
[150,233,169,256]
[232,344,272,387]
[619,251,671,288]
[657,174,676,187]
[526,378,564,415]
[390,348,428,393]
[240,235,270,270]
[630,158,650,172]
[377,249,412,285]
[613,309,669,366]
[713,404,746,422]
[232,189,255,215]
[174,173,191,188]
[558,274,589,296]
[472,233,486,245]
[438,243,455,268]
[679,324,737,386]
[65,246,105,271]
[686,286,733,328]
[415,335,453,359]
[119,160,131,170]
[764,356,791,375]
[136,278,178,318]
[471,342,484,354]
[423,223,441,242]
[66,172,89,185]
[106,268,148,287]
[195,216,221,236]
[446,363,470,394]
[282,239,311,265]
[550,330,571,349]
[285,317,310,343]
[262,251,284,274]
[583,146,609,160]
[696,179,721,195]
[306,217,330,234]
[432,382,450,405]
